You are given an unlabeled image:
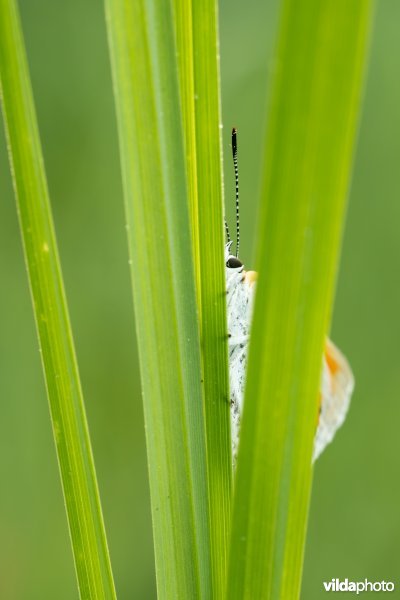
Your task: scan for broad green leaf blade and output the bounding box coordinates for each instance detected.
[173,0,232,596]
[0,1,116,598]
[227,2,374,598]
[105,1,212,598]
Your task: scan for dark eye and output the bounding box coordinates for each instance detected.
[226,257,243,269]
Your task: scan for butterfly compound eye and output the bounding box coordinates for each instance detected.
[226,257,243,269]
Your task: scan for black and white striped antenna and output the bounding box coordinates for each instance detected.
[232,128,240,257]
[224,217,231,244]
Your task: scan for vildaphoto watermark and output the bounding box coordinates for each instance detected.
[323,579,395,594]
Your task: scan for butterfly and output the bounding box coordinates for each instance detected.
[225,128,354,464]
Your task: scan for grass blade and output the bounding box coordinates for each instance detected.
[105,1,212,597]
[173,0,232,596]
[227,1,374,598]
[0,1,116,597]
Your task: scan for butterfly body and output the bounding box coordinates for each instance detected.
[225,242,354,464]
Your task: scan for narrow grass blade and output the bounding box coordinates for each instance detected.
[172,0,201,297]
[173,0,232,596]
[105,1,212,598]
[0,1,116,598]
[227,1,374,598]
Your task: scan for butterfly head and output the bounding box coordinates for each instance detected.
[225,241,244,272]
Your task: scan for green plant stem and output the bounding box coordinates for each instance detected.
[227,1,374,598]
[173,0,232,596]
[105,0,212,598]
[0,0,116,598]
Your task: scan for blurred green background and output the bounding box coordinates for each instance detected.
[0,1,398,598]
